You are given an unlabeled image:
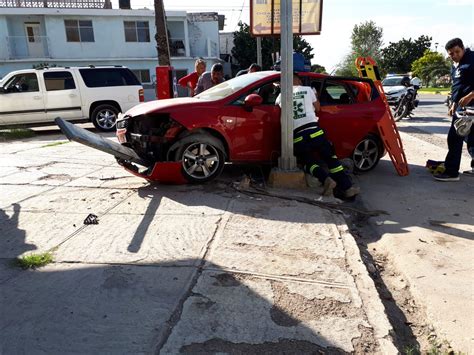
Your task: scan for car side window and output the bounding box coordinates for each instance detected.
[44,71,76,91]
[320,81,354,105]
[231,80,280,106]
[4,73,39,93]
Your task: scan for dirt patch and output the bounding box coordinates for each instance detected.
[180,338,347,354]
[344,205,455,353]
[351,325,378,354]
[269,281,362,327]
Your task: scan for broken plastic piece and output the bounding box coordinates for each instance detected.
[84,214,99,225]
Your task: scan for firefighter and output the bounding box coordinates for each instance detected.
[276,73,360,198]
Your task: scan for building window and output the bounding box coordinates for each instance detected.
[65,20,94,42]
[132,69,151,83]
[124,21,150,42]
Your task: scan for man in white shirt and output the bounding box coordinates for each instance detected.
[276,73,360,198]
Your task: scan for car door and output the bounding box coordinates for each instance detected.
[0,72,46,125]
[224,80,281,162]
[317,79,377,158]
[43,70,83,121]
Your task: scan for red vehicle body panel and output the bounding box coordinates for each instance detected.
[120,72,389,182]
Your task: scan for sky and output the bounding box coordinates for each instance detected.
[113,0,474,72]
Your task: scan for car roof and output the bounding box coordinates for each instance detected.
[5,66,128,76]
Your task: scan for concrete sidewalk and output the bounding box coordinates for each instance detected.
[357,130,473,353]
[0,135,396,354]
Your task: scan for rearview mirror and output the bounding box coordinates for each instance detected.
[244,94,263,112]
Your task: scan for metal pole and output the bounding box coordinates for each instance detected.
[279,0,297,170]
[257,37,262,67]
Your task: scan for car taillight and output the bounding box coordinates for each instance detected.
[139,88,144,102]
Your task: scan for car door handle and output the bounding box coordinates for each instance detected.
[69,94,77,98]
[33,96,42,100]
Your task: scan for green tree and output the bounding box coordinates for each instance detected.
[336,21,383,76]
[311,64,326,73]
[380,35,432,74]
[411,50,451,86]
[231,22,314,70]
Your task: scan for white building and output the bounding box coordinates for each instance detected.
[0,1,224,97]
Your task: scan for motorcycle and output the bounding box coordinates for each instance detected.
[392,85,419,121]
[445,92,452,107]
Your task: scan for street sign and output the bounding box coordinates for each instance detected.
[250,0,323,36]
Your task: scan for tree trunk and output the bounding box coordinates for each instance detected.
[154,0,171,66]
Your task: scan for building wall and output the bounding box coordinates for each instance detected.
[0,10,222,85]
[44,15,157,59]
[0,17,8,60]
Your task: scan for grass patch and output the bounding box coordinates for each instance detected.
[0,128,36,141]
[41,141,70,148]
[418,87,450,94]
[15,252,53,269]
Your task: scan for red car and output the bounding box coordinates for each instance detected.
[115,71,389,183]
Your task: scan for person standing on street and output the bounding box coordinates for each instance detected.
[275,73,360,198]
[178,58,206,96]
[434,38,474,181]
[195,63,225,95]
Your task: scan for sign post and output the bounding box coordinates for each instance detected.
[279,0,296,170]
[250,0,323,175]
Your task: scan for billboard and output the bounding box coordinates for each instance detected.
[250,0,323,36]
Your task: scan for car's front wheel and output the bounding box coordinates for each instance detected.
[91,104,119,132]
[352,135,382,173]
[173,133,226,183]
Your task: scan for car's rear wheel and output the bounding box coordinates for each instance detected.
[352,135,382,172]
[91,104,119,132]
[173,133,226,183]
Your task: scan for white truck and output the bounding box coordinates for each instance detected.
[0,66,144,131]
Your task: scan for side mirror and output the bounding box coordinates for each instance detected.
[244,94,263,112]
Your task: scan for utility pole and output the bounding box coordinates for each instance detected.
[154,0,170,66]
[257,37,262,67]
[279,0,297,170]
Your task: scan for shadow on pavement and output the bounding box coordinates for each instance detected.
[0,205,368,354]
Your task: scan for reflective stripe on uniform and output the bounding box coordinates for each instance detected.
[309,164,319,175]
[293,136,303,143]
[329,165,344,174]
[309,130,324,139]
[332,155,337,159]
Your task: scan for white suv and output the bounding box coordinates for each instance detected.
[0,66,144,132]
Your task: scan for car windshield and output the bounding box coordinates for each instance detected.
[194,71,276,101]
[382,77,403,86]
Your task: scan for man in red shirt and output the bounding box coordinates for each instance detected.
[178,59,206,96]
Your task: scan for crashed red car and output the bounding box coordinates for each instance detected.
[115,71,389,183]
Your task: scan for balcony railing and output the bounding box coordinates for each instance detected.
[169,37,186,57]
[6,36,51,59]
[0,0,108,8]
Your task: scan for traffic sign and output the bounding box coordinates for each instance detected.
[250,0,323,36]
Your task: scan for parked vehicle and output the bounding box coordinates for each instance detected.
[382,75,418,121]
[100,71,390,183]
[0,66,144,131]
[392,85,419,121]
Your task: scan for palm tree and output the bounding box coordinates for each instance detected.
[154,0,170,66]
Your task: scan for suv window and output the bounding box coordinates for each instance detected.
[320,81,354,105]
[79,68,141,88]
[4,73,39,93]
[44,71,76,91]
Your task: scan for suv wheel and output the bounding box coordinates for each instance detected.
[91,104,119,132]
[173,133,226,183]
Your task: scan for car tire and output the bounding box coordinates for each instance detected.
[173,133,226,183]
[352,135,382,173]
[91,104,119,132]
